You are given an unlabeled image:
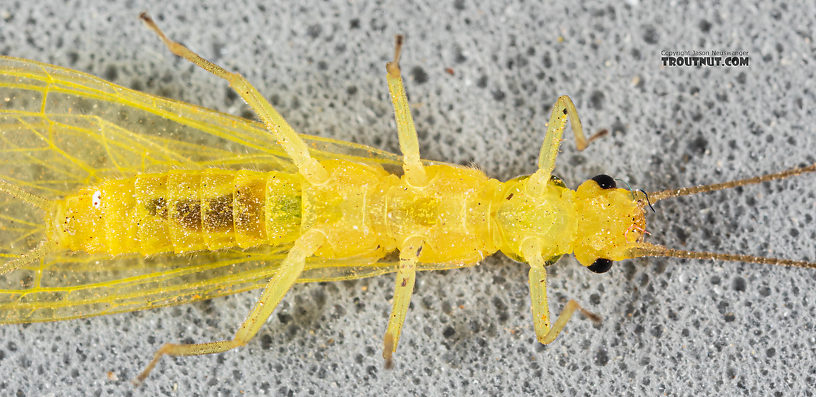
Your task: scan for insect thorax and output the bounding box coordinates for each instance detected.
[493,175,578,264]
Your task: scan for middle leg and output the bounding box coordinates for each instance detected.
[382,236,423,368]
[385,35,427,187]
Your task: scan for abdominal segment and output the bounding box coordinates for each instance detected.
[50,169,303,256]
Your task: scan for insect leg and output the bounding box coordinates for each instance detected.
[527,95,588,195]
[524,240,599,344]
[0,178,52,211]
[0,241,53,275]
[139,13,328,185]
[382,236,423,368]
[133,229,325,385]
[0,178,55,274]
[386,35,427,187]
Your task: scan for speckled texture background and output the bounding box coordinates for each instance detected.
[1,0,814,395]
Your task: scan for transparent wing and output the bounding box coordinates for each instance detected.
[0,246,466,324]
[0,56,421,323]
[0,247,382,323]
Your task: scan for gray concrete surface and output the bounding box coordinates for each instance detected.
[1,0,814,395]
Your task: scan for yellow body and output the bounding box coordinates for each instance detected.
[0,54,642,328]
[49,156,644,269]
[5,20,812,383]
[0,26,649,382]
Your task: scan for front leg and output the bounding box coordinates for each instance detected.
[527,96,591,196]
[523,239,600,344]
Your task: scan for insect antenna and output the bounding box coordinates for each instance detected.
[631,242,816,269]
[0,178,53,211]
[648,163,816,202]
[629,162,816,269]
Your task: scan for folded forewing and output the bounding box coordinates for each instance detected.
[0,56,412,323]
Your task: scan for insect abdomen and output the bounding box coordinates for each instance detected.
[50,170,302,256]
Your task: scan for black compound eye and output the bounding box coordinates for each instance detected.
[591,174,616,189]
[588,258,613,273]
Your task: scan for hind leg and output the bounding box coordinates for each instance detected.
[134,229,325,384]
[139,13,328,185]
